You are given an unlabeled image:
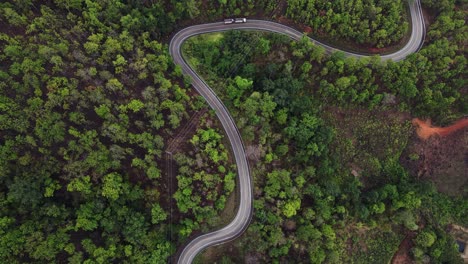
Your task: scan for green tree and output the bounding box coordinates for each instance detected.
[414,230,436,248]
[151,204,167,224]
[101,172,123,201]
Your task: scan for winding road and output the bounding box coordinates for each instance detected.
[169,0,425,263]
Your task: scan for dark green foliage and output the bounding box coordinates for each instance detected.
[286,0,408,47]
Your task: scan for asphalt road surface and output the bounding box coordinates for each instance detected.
[169,0,424,262]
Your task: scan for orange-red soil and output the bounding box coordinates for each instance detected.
[404,117,467,195]
[412,118,468,140]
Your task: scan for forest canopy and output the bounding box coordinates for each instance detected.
[182,1,467,261]
[0,0,467,263]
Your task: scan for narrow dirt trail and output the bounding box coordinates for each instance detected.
[391,232,416,264]
[412,118,468,140]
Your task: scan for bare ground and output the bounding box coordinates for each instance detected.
[402,119,468,197]
[391,232,417,264]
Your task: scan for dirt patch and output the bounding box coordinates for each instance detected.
[391,232,417,264]
[421,6,438,26]
[245,144,265,162]
[412,118,468,140]
[402,118,468,196]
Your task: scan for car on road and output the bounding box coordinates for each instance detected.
[235,18,247,23]
[224,18,247,24]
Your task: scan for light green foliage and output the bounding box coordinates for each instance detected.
[321,224,336,240]
[370,202,386,214]
[226,76,253,107]
[258,38,271,54]
[151,204,167,224]
[84,33,104,54]
[1,6,27,26]
[392,191,421,211]
[101,172,123,200]
[282,198,301,218]
[412,247,424,259]
[75,202,101,231]
[309,247,326,264]
[113,54,127,74]
[415,230,436,248]
[146,166,161,179]
[179,218,199,238]
[67,176,93,195]
[224,171,236,193]
[95,104,111,118]
[44,178,61,197]
[106,78,124,92]
[127,99,144,112]
[193,128,227,164]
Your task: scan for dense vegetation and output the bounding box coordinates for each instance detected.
[0,1,237,262]
[183,1,467,262]
[0,0,466,263]
[172,114,237,238]
[175,0,411,48]
[285,0,408,47]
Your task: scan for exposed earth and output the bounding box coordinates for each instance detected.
[391,231,418,264]
[412,118,468,140]
[392,119,468,262]
[403,118,468,196]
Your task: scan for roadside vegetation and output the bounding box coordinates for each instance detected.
[182,1,467,262]
[172,113,237,240]
[285,0,408,48]
[177,0,410,50]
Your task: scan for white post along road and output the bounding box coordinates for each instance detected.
[169,0,424,262]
